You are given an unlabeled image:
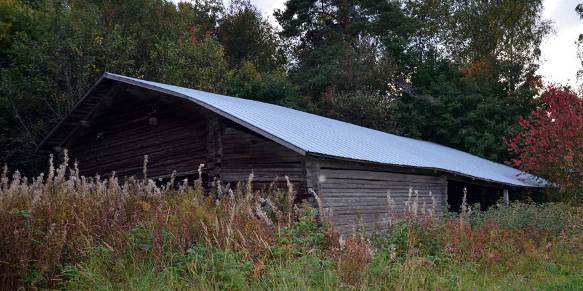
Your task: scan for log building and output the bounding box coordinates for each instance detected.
[40,73,544,232]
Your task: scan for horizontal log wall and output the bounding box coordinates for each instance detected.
[64,86,308,196]
[313,159,447,233]
[219,124,307,197]
[69,97,208,178]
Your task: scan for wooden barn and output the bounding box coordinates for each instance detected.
[40,73,544,232]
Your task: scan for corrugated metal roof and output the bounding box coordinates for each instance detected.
[103,73,544,187]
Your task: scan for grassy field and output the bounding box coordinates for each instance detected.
[0,157,582,290]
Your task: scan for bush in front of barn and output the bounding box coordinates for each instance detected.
[0,156,582,290]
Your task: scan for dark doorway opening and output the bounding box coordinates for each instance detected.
[447,180,503,212]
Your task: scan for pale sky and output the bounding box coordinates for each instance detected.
[223,0,583,88]
[539,0,582,88]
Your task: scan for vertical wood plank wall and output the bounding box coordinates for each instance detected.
[310,159,447,233]
[69,98,208,178]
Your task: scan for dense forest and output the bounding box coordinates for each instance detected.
[0,1,582,288]
[0,0,581,198]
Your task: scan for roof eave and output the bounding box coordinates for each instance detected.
[37,73,108,151]
[38,73,546,189]
[306,152,546,188]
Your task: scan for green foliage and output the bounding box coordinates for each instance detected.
[404,0,549,161]
[274,0,412,99]
[272,0,551,162]
[225,61,298,105]
[0,160,581,289]
[218,0,285,72]
[148,37,229,93]
[0,1,578,287]
[0,0,563,173]
[58,204,583,290]
[181,245,252,289]
[467,202,582,235]
[0,0,294,174]
[321,91,397,133]
[394,55,540,161]
[273,206,326,258]
[408,0,550,67]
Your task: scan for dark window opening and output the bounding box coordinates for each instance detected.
[447,180,503,212]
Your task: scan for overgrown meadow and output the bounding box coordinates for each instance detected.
[1,155,582,290]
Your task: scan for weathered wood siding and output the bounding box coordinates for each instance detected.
[62,83,449,234]
[310,159,447,233]
[68,98,208,178]
[64,89,307,196]
[219,123,306,197]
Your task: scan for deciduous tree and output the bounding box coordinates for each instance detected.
[507,87,583,202]
[0,0,287,173]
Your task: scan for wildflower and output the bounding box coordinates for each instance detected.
[430,191,437,218]
[309,188,324,218]
[142,155,149,180]
[338,234,346,249]
[197,163,205,180]
[389,244,397,261]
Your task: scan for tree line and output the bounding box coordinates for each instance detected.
[0,0,580,201]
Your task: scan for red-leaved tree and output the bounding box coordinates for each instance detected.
[507,86,583,202]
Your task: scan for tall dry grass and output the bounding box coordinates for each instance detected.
[0,153,581,289]
[0,153,318,288]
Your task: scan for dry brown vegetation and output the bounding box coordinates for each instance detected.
[0,154,581,289]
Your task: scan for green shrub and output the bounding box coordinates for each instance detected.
[468,202,582,235]
[0,158,581,290]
